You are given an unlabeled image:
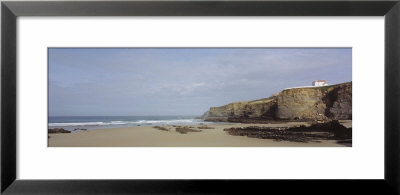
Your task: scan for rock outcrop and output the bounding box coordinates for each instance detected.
[325,83,352,119]
[48,128,71,134]
[224,120,352,142]
[202,82,352,122]
[276,87,327,120]
[205,98,277,122]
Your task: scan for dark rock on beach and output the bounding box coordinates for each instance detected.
[153,126,170,131]
[224,120,351,143]
[48,128,71,134]
[197,125,215,129]
[73,128,87,131]
[175,126,202,134]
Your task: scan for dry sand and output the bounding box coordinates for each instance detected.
[48,122,351,147]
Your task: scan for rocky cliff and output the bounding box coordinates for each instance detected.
[202,82,352,122]
[205,98,277,122]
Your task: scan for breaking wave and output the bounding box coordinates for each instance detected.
[48,119,210,127]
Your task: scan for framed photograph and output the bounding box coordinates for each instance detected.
[2,0,399,194]
[47,47,352,147]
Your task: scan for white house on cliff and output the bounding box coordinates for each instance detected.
[284,80,329,90]
[312,80,328,86]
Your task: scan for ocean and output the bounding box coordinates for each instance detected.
[48,116,223,131]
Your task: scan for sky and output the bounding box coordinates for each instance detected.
[49,48,352,116]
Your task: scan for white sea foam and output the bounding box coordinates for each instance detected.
[48,122,111,126]
[48,119,210,127]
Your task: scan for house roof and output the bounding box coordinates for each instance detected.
[314,80,327,82]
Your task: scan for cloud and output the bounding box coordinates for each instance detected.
[49,48,351,116]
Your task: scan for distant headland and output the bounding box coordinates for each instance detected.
[200,81,352,123]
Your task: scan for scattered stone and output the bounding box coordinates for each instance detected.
[73,128,87,131]
[175,126,202,134]
[198,125,215,129]
[224,120,351,143]
[48,128,71,134]
[153,126,169,131]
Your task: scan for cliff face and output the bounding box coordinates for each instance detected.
[324,82,352,119]
[276,88,326,120]
[205,98,277,122]
[203,82,352,122]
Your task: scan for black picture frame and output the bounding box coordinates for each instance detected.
[1,1,399,194]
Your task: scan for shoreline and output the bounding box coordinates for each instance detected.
[49,121,351,147]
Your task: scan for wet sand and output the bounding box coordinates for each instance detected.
[49,121,351,147]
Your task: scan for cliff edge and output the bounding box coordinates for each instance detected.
[202,82,352,122]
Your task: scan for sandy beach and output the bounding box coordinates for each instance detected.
[48,121,351,147]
